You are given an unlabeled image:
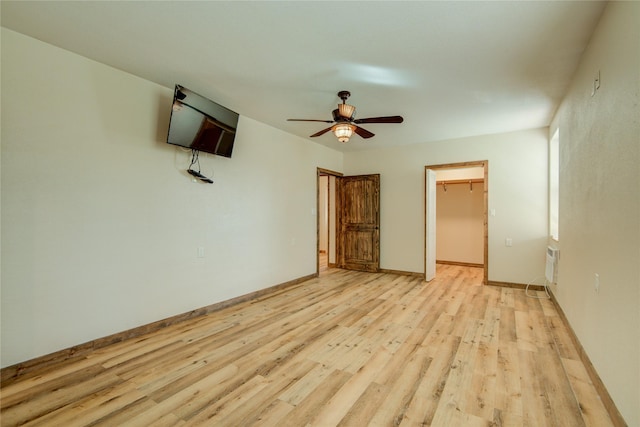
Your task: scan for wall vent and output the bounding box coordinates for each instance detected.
[545,246,559,283]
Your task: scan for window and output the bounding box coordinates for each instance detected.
[549,129,560,240]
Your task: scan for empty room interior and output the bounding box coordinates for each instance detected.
[1,1,638,426]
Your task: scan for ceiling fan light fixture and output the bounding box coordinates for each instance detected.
[338,103,356,119]
[333,123,355,143]
[287,90,403,143]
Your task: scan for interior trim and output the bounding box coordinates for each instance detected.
[0,273,317,386]
[489,281,626,424]
[436,260,484,268]
[487,280,546,292]
[424,161,489,285]
[548,290,627,426]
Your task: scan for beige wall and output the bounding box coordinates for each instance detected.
[3,6,637,421]
[549,1,640,424]
[0,29,343,367]
[344,128,548,283]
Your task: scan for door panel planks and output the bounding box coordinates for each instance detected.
[338,174,380,272]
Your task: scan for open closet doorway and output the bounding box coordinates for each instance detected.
[425,161,488,285]
[317,168,341,274]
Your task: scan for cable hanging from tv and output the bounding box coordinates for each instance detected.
[187,149,213,183]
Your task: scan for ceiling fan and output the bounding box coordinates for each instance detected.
[287,91,403,143]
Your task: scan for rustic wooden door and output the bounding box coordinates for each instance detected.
[337,174,380,272]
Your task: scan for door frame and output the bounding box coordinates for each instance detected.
[317,168,342,276]
[424,161,489,285]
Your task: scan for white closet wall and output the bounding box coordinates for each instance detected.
[436,182,484,264]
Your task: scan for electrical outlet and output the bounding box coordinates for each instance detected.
[594,273,600,293]
[505,238,513,247]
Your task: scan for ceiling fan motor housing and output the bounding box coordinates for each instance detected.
[333,108,354,122]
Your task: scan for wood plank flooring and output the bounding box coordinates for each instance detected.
[0,265,615,426]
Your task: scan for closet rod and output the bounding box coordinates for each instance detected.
[436,178,484,185]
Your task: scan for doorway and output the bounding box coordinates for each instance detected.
[425,161,488,285]
[317,168,341,274]
[317,169,381,275]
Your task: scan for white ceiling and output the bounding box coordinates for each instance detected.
[1,1,606,152]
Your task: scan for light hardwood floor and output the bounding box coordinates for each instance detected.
[319,251,328,273]
[1,265,614,426]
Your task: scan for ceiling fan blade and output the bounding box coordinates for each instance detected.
[353,125,375,139]
[353,116,404,124]
[310,126,334,137]
[287,118,334,123]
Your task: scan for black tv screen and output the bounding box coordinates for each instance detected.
[166,85,239,158]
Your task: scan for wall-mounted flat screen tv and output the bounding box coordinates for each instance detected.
[166,85,239,158]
